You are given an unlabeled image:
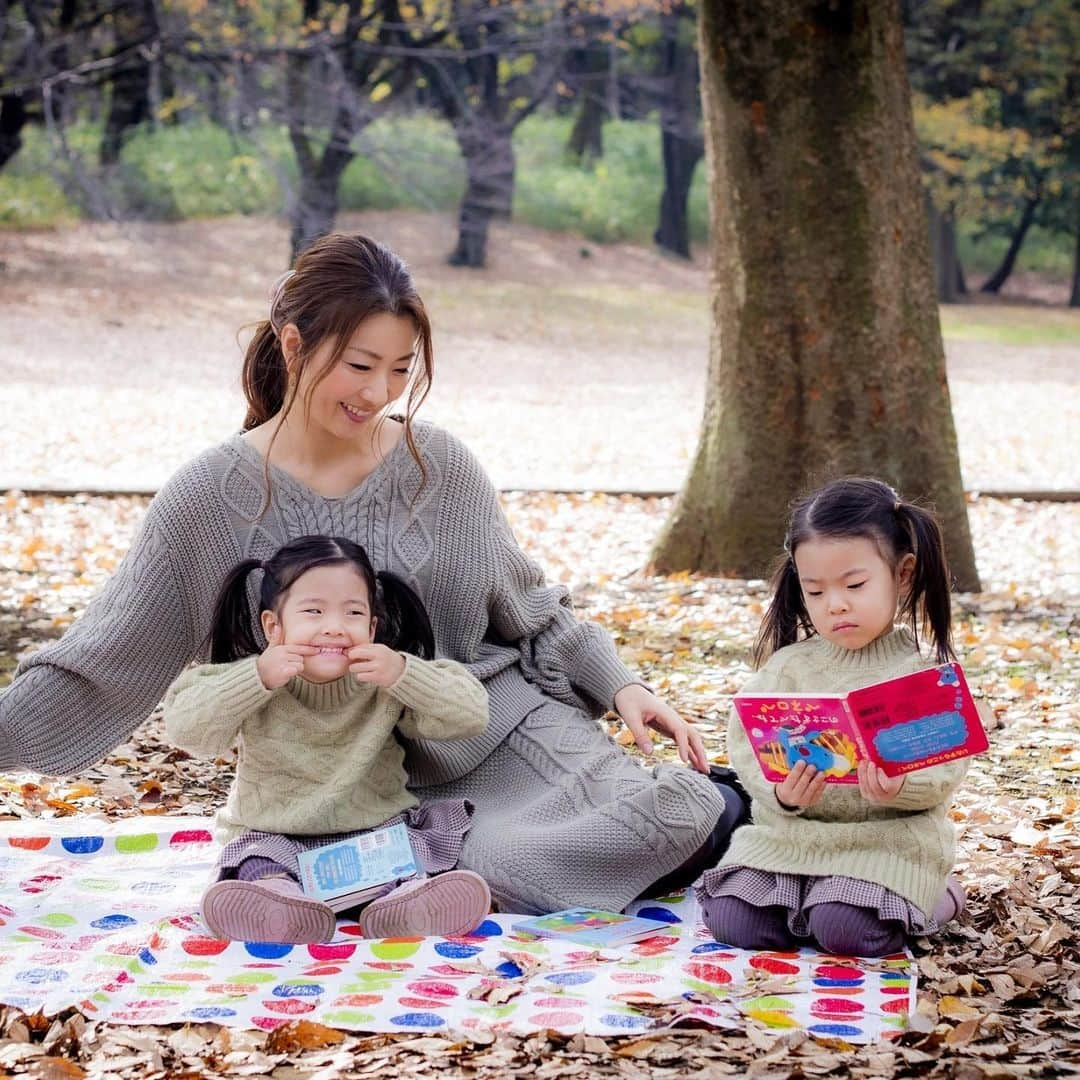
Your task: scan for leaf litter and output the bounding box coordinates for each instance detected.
[0,491,1077,1077]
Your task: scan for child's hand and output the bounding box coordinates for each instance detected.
[775,760,827,810]
[857,761,906,804]
[257,643,319,689]
[348,644,406,687]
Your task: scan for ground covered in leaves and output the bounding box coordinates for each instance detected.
[0,492,1077,1078]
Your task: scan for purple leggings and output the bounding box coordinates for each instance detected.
[701,895,906,957]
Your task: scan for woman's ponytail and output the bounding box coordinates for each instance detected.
[241,323,289,431]
[374,571,435,660]
[752,554,813,668]
[896,503,956,664]
[207,560,265,663]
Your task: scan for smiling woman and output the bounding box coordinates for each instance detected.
[0,233,748,917]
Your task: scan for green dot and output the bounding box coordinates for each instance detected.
[746,995,794,1010]
[77,877,121,892]
[92,955,132,969]
[231,972,277,985]
[179,960,216,970]
[138,982,191,996]
[37,913,78,927]
[115,834,159,853]
[322,1010,375,1025]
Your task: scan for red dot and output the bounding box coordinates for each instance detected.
[880,985,909,995]
[9,837,49,851]
[398,996,449,1009]
[252,1016,288,1031]
[811,997,865,1016]
[881,997,910,1014]
[332,994,383,1007]
[262,998,317,1015]
[751,956,800,975]
[182,935,229,956]
[303,965,343,977]
[307,942,357,961]
[169,829,213,845]
[815,965,864,982]
[19,874,61,894]
[406,980,458,999]
[684,961,733,985]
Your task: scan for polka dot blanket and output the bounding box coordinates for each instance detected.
[0,818,913,1042]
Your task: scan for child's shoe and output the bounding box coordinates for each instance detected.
[201,874,337,944]
[357,869,490,939]
[931,875,967,926]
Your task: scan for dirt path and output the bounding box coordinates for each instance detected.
[1,211,1077,492]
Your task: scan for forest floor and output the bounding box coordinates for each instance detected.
[0,212,1077,1077]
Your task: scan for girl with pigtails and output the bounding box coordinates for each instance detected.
[164,534,492,945]
[697,477,970,957]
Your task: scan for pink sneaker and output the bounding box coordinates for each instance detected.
[357,870,491,940]
[201,876,337,944]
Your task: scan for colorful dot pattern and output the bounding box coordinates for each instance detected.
[0,820,913,1041]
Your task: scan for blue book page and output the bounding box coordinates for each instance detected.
[296,822,418,904]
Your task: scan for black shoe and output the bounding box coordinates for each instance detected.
[707,765,752,827]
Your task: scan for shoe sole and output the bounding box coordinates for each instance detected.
[202,880,337,944]
[358,871,491,940]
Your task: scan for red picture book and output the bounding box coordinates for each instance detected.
[733,662,987,784]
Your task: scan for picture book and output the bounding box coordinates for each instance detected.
[296,821,419,912]
[733,662,987,784]
[512,908,672,948]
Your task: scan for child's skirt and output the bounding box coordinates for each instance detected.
[214,798,473,888]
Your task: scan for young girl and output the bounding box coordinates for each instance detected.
[697,477,969,957]
[163,534,492,945]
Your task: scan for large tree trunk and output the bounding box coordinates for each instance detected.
[653,0,979,590]
[979,195,1039,294]
[654,4,704,259]
[100,0,158,165]
[289,148,355,262]
[0,94,28,170]
[449,122,516,268]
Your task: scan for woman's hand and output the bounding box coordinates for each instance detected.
[775,760,827,810]
[256,640,319,689]
[348,644,406,687]
[613,684,709,774]
[857,760,906,804]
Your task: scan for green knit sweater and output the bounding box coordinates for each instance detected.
[163,652,488,844]
[722,627,968,915]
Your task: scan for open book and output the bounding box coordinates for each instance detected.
[296,822,419,912]
[733,662,987,784]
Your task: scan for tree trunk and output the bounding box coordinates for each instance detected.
[979,195,1039,294]
[653,0,979,590]
[926,196,966,301]
[100,0,158,165]
[449,123,516,268]
[0,94,27,170]
[567,88,605,163]
[654,4,704,258]
[1070,203,1080,308]
[565,13,609,163]
[289,147,355,263]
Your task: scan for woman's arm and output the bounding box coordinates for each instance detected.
[392,655,489,741]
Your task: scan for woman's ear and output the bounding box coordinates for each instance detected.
[279,323,302,376]
[261,609,282,646]
[896,553,917,596]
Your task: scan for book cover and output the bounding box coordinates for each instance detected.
[734,662,987,784]
[296,822,419,912]
[512,907,672,948]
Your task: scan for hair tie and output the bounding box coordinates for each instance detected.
[893,499,903,513]
[267,269,296,334]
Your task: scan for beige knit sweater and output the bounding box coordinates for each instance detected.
[722,627,968,915]
[163,652,488,843]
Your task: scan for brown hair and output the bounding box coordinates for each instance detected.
[242,234,434,479]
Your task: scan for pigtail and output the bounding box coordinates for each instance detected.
[752,554,815,668]
[374,571,435,660]
[896,503,956,664]
[207,560,265,663]
[241,323,289,431]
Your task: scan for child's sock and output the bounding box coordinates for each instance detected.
[235,856,289,882]
[201,874,336,944]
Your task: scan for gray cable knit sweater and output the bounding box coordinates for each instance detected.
[1,422,639,782]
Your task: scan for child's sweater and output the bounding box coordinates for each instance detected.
[164,653,488,844]
[721,627,968,915]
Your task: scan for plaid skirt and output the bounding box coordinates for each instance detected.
[696,864,944,938]
[214,798,473,883]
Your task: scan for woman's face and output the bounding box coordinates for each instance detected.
[261,563,375,684]
[287,312,417,443]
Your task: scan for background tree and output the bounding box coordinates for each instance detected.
[653,0,980,590]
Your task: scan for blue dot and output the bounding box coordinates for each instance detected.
[691,942,730,954]
[390,1012,445,1028]
[881,971,910,982]
[809,1023,864,1037]
[187,1006,238,1019]
[546,971,595,986]
[601,1013,650,1029]
[496,961,523,978]
[272,982,324,998]
[468,919,502,938]
[435,942,483,959]
[16,967,68,985]
[245,941,294,959]
[62,836,104,855]
[90,914,136,930]
[137,948,158,966]
[814,977,864,988]
[634,906,680,924]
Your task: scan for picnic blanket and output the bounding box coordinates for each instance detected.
[0,818,913,1042]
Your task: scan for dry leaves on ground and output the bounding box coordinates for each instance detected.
[0,492,1077,1078]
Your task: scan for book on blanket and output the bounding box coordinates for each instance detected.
[296,822,419,911]
[512,908,672,947]
[734,661,988,784]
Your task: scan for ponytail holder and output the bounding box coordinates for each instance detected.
[893,499,902,513]
[268,269,296,334]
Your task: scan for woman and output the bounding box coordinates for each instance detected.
[0,234,745,913]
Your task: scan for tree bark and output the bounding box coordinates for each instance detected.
[926,196,966,301]
[1070,202,1080,308]
[654,4,703,258]
[979,195,1039,294]
[653,0,979,590]
[449,122,516,268]
[289,147,356,262]
[565,17,609,164]
[100,0,159,165]
[0,94,28,170]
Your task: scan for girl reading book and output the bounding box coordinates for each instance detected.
[164,534,491,945]
[698,478,970,957]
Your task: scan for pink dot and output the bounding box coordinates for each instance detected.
[611,972,663,984]
[811,997,865,1016]
[405,979,458,999]
[533,997,587,1008]
[307,942,357,961]
[262,998,317,1015]
[170,829,213,845]
[252,1016,289,1031]
[529,1010,583,1029]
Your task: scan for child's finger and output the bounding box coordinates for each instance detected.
[289,645,320,656]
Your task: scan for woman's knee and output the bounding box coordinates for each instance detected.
[807,902,906,957]
[700,895,792,950]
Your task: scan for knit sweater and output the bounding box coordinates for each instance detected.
[1,422,639,782]
[722,627,968,916]
[163,652,488,843]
